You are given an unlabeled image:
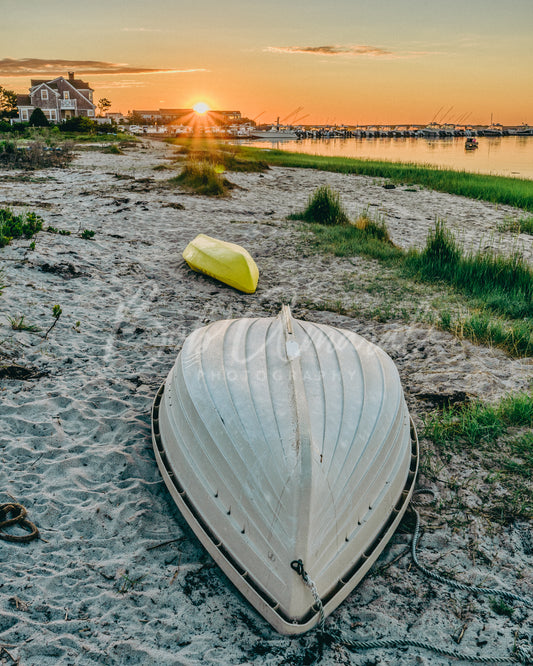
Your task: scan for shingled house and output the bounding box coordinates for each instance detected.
[16,72,96,123]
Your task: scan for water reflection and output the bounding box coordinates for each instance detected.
[241,136,533,180]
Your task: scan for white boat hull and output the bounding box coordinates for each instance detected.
[152,307,418,634]
[251,130,298,140]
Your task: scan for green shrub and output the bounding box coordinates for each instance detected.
[288,185,350,226]
[0,208,43,247]
[29,108,49,127]
[59,116,95,133]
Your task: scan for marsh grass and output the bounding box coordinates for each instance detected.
[406,221,533,320]
[240,147,533,211]
[0,208,43,247]
[423,391,533,520]
[169,160,235,196]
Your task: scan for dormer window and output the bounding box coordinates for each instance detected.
[64,91,70,100]
[41,89,48,100]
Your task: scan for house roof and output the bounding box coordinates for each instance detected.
[31,77,93,91]
[16,94,32,106]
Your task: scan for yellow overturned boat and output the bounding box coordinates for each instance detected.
[182,234,259,294]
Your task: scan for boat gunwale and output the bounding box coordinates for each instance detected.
[151,381,419,635]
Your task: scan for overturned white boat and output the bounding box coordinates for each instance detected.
[152,306,418,635]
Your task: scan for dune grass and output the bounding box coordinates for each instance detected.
[437,310,533,357]
[290,187,402,261]
[498,214,533,235]
[287,184,350,226]
[167,138,268,173]
[168,160,235,196]
[240,146,533,211]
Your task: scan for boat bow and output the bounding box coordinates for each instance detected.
[152,306,418,633]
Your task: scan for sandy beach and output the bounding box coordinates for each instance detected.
[0,139,531,665]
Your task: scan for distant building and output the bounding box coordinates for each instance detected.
[131,108,242,124]
[105,112,127,123]
[15,72,96,123]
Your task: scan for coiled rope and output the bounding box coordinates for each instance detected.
[291,489,532,664]
[0,503,39,543]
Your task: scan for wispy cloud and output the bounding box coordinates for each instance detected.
[121,28,166,33]
[0,58,208,77]
[266,45,392,57]
[265,45,435,59]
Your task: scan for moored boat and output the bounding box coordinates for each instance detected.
[182,233,259,294]
[152,306,418,634]
[465,137,478,150]
[417,122,441,138]
[251,118,298,140]
[483,123,504,136]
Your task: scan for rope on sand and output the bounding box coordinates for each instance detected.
[291,489,532,664]
[0,503,39,543]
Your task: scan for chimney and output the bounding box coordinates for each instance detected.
[68,72,74,81]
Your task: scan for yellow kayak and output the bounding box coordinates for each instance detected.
[182,234,259,294]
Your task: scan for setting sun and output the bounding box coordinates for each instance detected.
[193,101,210,115]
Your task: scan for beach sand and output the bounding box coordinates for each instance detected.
[0,140,531,665]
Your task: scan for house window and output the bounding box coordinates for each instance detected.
[64,91,70,100]
[87,110,94,117]
[21,109,29,121]
[41,89,48,100]
[47,110,57,121]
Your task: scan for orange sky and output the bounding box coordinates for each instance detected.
[2,0,532,125]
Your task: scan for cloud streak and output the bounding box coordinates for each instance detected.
[266,45,434,59]
[267,45,392,57]
[0,58,208,77]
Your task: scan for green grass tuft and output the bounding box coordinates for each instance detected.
[288,185,351,226]
[498,214,533,235]
[354,209,394,244]
[169,160,235,196]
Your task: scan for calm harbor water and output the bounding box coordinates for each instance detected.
[244,136,533,180]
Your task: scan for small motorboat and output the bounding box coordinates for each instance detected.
[182,233,259,294]
[152,306,418,634]
[465,137,479,150]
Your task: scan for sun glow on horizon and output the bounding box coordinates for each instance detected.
[193,101,210,114]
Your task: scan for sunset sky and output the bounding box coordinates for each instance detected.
[2,0,532,125]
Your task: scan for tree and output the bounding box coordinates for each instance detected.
[29,108,49,127]
[97,97,112,116]
[0,86,17,119]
